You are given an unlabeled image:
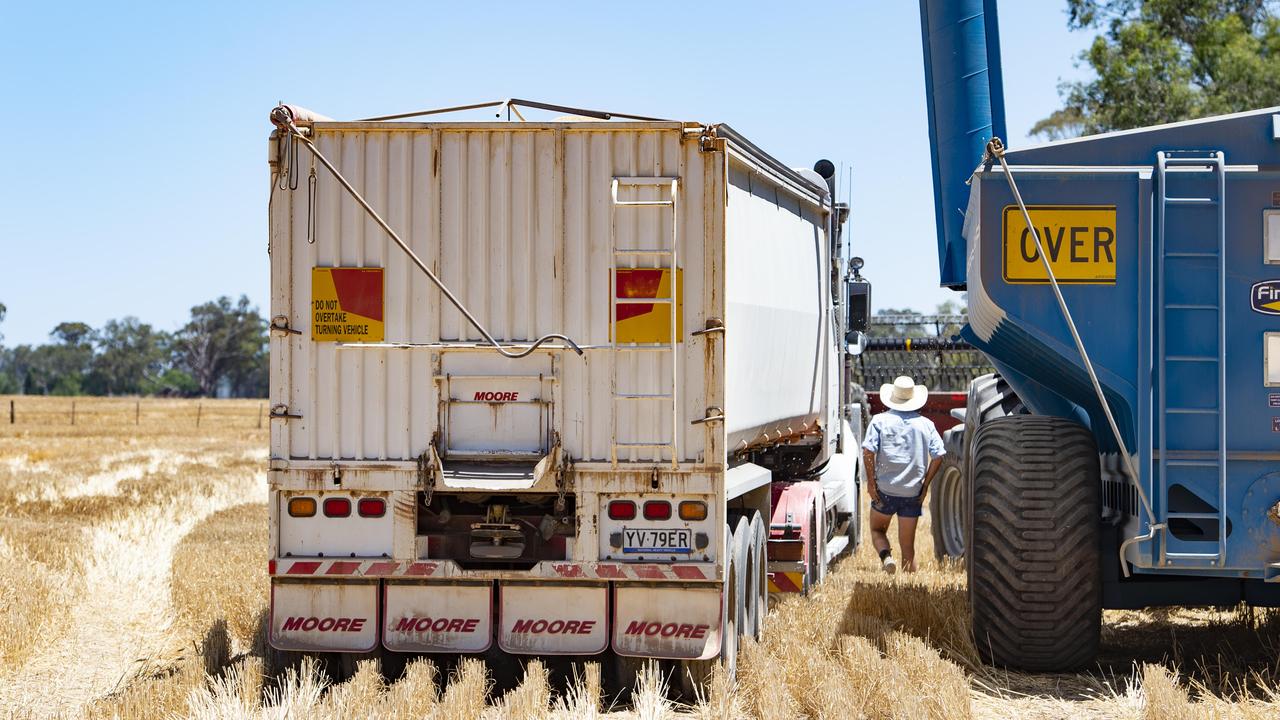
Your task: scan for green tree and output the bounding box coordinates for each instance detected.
[173,296,268,397]
[85,318,169,396]
[1033,0,1280,140]
[0,301,6,345]
[22,323,96,395]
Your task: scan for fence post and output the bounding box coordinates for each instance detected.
[257,402,263,429]
[135,400,141,425]
[71,401,76,426]
[197,402,202,428]
[8,400,13,424]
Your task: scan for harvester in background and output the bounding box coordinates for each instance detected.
[921,0,1280,671]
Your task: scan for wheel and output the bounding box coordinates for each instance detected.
[930,429,966,560]
[802,502,827,592]
[725,517,749,673]
[968,415,1101,672]
[931,374,1026,561]
[679,520,745,697]
[747,513,767,641]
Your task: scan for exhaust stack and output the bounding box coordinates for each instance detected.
[919,0,1007,289]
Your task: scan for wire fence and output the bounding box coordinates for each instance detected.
[2,397,268,429]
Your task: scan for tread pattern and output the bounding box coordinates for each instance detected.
[968,415,1101,672]
[931,373,1023,561]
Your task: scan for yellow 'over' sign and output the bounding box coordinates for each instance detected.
[1002,205,1117,284]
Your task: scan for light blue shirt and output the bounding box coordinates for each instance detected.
[861,410,946,498]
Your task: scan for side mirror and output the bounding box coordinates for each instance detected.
[846,271,871,341]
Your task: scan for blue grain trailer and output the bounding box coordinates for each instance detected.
[920,0,1280,671]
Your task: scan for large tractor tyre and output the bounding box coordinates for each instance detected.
[968,415,1102,672]
[931,374,1026,561]
[929,441,966,561]
[746,513,768,641]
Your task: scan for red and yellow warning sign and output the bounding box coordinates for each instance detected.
[311,267,384,342]
[613,268,682,344]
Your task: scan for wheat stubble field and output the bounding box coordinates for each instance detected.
[2,397,1280,719]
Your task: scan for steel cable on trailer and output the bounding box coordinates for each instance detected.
[984,137,1162,577]
[270,105,583,359]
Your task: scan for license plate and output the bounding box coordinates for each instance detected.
[622,528,692,554]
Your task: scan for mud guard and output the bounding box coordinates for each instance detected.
[382,581,492,653]
[612,583,722,660]
[270,580,379,652]
[498,582,609,655]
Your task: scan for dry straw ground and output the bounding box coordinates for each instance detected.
[2,396,1280,719]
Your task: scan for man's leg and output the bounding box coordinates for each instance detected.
[869,508,894,571]
[897,515,919,572]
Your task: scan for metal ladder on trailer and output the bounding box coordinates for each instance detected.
[610,177,680,470]
[1154,150,1228,568]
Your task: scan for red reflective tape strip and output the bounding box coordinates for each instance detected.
[326,561,361,575]
[286,561,322,575]
[553,564,586,578]
[595,564,626,579]
[671,565,706,580]
[364,561,399,576]
[268,559,277,574]
[404,562,437,576]
[634,565,665,580]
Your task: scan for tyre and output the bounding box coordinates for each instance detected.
[930,429,966,560]
[801,505,825,594]
[968,415,1101,672]
[931,374,1026,561]
[745,514,767,641]
[680,520,745,696]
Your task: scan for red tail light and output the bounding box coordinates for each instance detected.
[357,498,386,518]
[608,500,637,520]
[322,497,351,517]
[643,501,671,521]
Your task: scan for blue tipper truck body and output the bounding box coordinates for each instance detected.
[919,0,1280,671]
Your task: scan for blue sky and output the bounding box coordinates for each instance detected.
[0,1,1090,347]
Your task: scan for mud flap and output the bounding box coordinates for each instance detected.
[498,582,609,655]
[382,581,492,653]
[270,580,379,652]
[612,583,722,660]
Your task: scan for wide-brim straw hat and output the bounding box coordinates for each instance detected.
[880,375,928,412]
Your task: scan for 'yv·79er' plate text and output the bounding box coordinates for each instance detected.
[623,528,692,554]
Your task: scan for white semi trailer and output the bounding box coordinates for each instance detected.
[264,100,864,683]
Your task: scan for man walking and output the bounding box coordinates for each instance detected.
[861,375,946,573]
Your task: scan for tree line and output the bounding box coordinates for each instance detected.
[0,296,267,398]
[1034,0,1280,139]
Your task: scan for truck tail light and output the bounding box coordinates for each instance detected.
[678,501,707,521]
[608,500,636,520]
[357,498,386,518]
[287,497,316,517]
[323,497,351,517]
[643,501,671,521]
